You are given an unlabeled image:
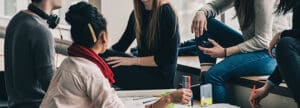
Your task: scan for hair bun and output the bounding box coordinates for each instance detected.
[65,1,99,26]
[65,1,107,48]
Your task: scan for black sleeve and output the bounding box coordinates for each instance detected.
[31,25,55,91]
[111,11,136,52]
[154,5,180,66]
[281,5,300,40]
[268,66,283,86]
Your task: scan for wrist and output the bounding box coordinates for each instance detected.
[152,95,172,108]
[265,81,275,91]
[227,47,233,57]
[132,58,140,65]
[263,83,272,92]
[197,10,206,17]
[224,48,227,57]
[162,94,172,104]
[226,46,240,56]
[278,32,282,40]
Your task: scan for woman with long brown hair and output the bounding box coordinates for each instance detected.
[101,0,179,89]
[190,0,289,103]
[41,2,192,108]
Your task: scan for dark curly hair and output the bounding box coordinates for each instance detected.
[66,1,107,48]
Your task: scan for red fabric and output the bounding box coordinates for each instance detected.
[68,44,115,85]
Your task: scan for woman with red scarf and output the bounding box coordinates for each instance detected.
[40,2,192,108]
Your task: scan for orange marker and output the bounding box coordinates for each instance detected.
[252,85,256,95]
[251,85,257,108]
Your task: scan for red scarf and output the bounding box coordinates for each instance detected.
[68,44,115,85]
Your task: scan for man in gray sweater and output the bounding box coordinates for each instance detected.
[4,0,61,107]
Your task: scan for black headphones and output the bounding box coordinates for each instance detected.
[28,3,60,29]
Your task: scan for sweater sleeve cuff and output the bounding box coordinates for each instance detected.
[238,43,252,53]
[199,6,214,18]
[154,55,162,66]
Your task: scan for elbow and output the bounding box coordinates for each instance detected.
[257,38,270,50]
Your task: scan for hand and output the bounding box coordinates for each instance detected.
[147,89,192,108]
[249,86,270,108]
[191,11,208,37]
[268,32,281,58]
[169,89,192,104]
[106,57,137,68]
[198,39,225,58]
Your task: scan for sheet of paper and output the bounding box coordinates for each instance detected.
[117,89,176,97]
[116,89,239,108]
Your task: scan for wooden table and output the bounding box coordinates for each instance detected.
[117,89,239,108]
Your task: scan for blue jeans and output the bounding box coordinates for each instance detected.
[195,18,277,103]
[205,50,276,103]
[178,18,244,62]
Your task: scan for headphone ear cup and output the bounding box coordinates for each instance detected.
[47,14,60,29]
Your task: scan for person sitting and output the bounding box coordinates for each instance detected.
[190,0,289,103]
[100,0,180,90]
[40,2,192,108]
[249,0,300,107]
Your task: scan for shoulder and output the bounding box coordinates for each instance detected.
[59,57,104,78]
[128,10,135,23]
[159,3,177,22]
[7,11,48,32]
[160,3,176,15]
[130,10,135,17]
[19,11,52,36]
[19,11,49,31]
[19,11,53,40]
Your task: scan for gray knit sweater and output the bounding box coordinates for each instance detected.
[199,0,290,53]
[4,11,55,107]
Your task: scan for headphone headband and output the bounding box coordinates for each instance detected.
[28,4,60,29]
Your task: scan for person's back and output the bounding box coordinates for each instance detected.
[4,10,55,107]
[40,57,125,108]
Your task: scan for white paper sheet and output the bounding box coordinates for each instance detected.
[116,89,239,108]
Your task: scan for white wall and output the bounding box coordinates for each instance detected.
[0,0,4,16]
[102,0,134,47]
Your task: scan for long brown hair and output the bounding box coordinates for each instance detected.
[133,0,177,49]
[234,0,255,30]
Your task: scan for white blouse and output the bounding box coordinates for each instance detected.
[40,57,126,108]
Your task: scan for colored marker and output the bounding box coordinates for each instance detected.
[182,75,192,108]
[252,85,256,95]
[251,85,257,108]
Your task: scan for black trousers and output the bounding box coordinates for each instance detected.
[276,37,300,105]
[0,72,7,100]
[100,50,173,90]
